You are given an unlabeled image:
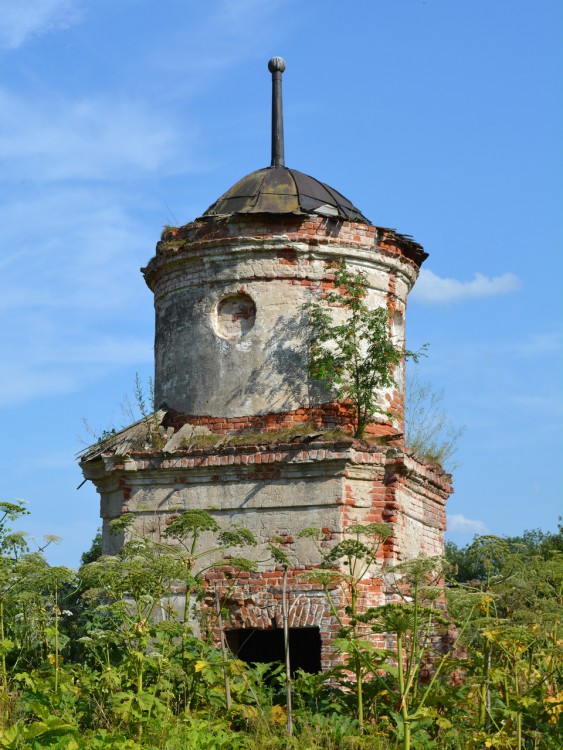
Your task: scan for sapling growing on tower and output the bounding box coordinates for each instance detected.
[303,261,423,439]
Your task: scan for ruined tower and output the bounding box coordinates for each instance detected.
[80,59,451,671]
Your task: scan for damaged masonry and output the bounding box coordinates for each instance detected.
[79,58,452,672]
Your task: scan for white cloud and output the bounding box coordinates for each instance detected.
[0,89,192,181]
[0,185,154,406]
[0,364,79,406]
[412,269,521,304]
[0,187,152,311]
[156,0,286,82]
[0,335,152,407]
[447,513,488,535]
[0,0,81,50]
[508,332,562,358]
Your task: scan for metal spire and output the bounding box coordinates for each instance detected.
[268,57,286,167]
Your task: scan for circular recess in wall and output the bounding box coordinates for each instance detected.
[213,293,256,339]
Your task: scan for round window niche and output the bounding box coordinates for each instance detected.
[214,293,256,339]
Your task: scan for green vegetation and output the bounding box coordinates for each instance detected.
[179,424,352,450]
[404,369,465,471]
[444,523,563,749]
[0,502,560,749]
[303,261,423,439]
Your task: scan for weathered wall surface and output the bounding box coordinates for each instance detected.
[84,444,357,566]
[143,216,419,423]
[81,436,451,666]
[393,451,450,560]
[80,208,450,669]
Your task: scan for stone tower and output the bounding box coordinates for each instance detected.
[80,59,451,671]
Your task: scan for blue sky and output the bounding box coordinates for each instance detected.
[1,0,561,567]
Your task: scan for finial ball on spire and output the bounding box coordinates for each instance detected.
[268,57,286,73]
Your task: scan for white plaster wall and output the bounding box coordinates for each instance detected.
[152,240,412,417]
[395,485,445,559]
[119,472,344,569]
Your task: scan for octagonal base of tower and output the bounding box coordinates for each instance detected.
[80,412,451,669]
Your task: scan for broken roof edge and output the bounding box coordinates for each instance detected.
[151,218,428,272]
[78,408,405,464]
[378,226,429,265]
[77,410,168,463]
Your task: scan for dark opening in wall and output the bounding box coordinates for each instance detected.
[226,627,322,675]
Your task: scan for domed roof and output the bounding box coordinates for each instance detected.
[201,165,371,224]
[199,59,371,226]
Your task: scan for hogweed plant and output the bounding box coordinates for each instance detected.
[78,509,257,733]
[446,534,563,749]
[300,525,480,750]
[299,522,393,728]
[0,500,30,728]
[0,500,72,733]
[0,501,560,749]
[360,557,477,750]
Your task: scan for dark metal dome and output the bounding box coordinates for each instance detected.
[201,165,371,224]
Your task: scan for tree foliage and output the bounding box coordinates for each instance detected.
[80,528,102,566]
[303,261,422,439]
[445,520,563,583]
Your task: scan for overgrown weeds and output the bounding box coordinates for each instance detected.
[180,423,351,450]
[0,504,560,749]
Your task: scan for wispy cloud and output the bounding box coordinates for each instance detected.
[156,0,287,82]
[448,513,488,535]
[21,450,78,471]
[507,332,562,358]
[0,336,152,407]
[0,184,154,406]
[0,88,192,181]
[0,0,291,412]
[0,0,81,50]
[43,338,153,366]
[0,188,151,312]
[0,364,79,406]
[412,269,521,304]
[511,395,563,411]
[0,316,153,405]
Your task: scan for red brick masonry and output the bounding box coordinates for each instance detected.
[85,429,451,669]
[160,401,403,438]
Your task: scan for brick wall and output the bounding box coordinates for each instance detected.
[146,210,418,422]
[160,402,401,438]
[150,215,427,270]
[83,435,451,667]
[201,567,387,670]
